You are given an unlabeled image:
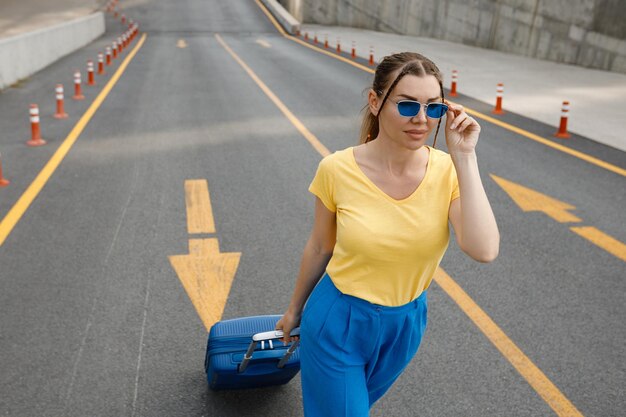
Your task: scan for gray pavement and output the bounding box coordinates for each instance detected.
[301,23,626,152]
[0,0,624,416]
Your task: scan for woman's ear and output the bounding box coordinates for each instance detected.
[368,89,380,116]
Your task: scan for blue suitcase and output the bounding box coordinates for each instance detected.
[205,315,301,390]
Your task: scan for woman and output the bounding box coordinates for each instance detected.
[276,52,500,416]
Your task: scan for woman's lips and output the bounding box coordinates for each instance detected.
[405,130,428,139]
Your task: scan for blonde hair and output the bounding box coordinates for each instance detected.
[359,52,445,147]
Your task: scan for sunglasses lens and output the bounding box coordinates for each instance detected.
[397,101,420,117]
[426,103,448,119]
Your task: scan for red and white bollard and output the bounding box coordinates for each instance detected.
[121,14,126,24]
[369,46,374,66]
[450,70,458,97]
[106,47,112,65]
[98,53,105,75]
[27,104,46,147]
[87,61,95,86]
[336,37,341,53]
[554,101,571,138]
[112,41,118,59]
[73,71,85,100]
[351,41,356,59]
[54,84,68,119]
[304,32,309,40]
[117,37,123,53]
[313,34,318,44]
[0,152,9,187]
[324,34,328,49]
[492,83,504,114]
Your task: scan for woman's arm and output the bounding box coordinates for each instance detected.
[445,101,500,263]
[448,153,499,262]
[276,197,336,343]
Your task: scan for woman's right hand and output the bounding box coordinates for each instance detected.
[275,309,302,345]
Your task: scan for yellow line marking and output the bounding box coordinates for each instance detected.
[214,33,330,157]
[229,8,587,415]
[185,179,215,234]
[288,34,376,73]
[254,0,286,36]
[255,39,272,48]
[434,269,584,416]
[0,33,147,247]
[253,0,375,73]
[570,226,626,262]
[254,0,625,178]
[467,110,626,177]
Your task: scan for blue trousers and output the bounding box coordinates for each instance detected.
[300,273,428,417]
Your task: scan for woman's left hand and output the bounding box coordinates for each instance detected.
[444,100,481,155]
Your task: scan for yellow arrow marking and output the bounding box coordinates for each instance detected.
[255,39,271,48]
[217,31,584,417]
[434,269,584,417]
[492,174,625,262]
[570,226,626,262]
[177,39,187,48]
[169,239,241,331]
[0,34,147,247]
[491,175,582,223]
[185,179,215,234]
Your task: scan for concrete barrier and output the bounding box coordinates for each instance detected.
[260,0,300,35]
[0,12,105,90]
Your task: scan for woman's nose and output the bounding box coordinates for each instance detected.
[411,107,427,123]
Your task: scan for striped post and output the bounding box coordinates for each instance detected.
[369,46,374,66]
[304,32,308,40]
[351,41,356,59]
[117,37,122,53]
[492,83,504,114]
[112,41,118,59]
[98,53,105,74]
[554,101,571,138]
[106,47,112,65]
[54,84,68,119]
[324,34,328,49]
[87,61,95,86]
[73,71,85,100]
[27,104,46,147]
[336,37,341,53]
[450,70,458,97]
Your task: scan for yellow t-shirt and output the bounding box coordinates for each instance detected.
[308,145,460,306]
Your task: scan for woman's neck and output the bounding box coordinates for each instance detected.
[366,137,428,176]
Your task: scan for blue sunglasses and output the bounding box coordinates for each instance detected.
[390,99,449,119]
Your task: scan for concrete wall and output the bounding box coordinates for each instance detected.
[0,12,105,90]
[279,0,626,74]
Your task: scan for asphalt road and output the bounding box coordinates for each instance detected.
[0,0,624,416]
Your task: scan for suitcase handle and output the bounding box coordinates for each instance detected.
[238,327,301,373]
